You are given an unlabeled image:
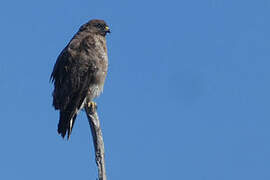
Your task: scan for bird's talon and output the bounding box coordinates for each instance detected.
[88,101,97,110]
[87,102,92,108]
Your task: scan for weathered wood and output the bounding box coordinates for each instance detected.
[85,102,107,180]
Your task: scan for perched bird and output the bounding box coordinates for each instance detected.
[50,19,110,139]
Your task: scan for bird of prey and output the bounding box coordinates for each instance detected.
[50,19,110,139]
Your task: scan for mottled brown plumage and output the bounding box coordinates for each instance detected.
[50,19,110,139]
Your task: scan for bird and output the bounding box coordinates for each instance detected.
[50,19,110,139]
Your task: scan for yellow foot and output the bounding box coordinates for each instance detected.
[87,101,97,110]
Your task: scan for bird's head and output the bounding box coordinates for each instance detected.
[80,19,110,36]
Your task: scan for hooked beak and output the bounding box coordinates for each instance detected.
[105,26,111,33]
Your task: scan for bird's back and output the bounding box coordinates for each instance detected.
[51,19,110,139]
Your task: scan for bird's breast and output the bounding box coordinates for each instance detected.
[86,36,108,100]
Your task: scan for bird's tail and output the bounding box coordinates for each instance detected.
[57,95,86,139]
[57,109,78,139]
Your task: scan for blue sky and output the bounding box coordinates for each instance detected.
[0,0,270,179]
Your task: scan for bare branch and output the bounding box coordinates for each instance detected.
[85,102,107,180]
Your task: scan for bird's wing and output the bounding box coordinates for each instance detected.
[51,35,97,139]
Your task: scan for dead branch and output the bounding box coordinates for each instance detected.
[84,102,107,180]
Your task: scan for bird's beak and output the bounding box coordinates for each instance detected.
[105,26,111,33]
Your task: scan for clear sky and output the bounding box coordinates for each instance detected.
[0,0,269,179]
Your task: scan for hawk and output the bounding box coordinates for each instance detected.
[50,19,110,139]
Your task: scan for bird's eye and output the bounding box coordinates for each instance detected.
[96,24,104,29]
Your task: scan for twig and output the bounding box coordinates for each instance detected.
[84,102,107,180]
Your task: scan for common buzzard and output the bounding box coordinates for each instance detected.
[50,19,110,139]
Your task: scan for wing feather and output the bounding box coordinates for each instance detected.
[51,34,97,139]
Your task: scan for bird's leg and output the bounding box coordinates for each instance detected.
[87,101,97,109]
[87,101,97,113]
